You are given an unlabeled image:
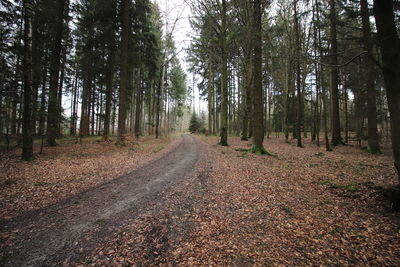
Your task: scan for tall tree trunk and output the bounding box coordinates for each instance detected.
[11,13,24,135]
[343,80,349,143]
[80,64,91,136]
[117,0,129,145]
[313,0,320,146]
[373,0,400,192]
[294,0,302,147]
[208,58,213,134]
[57,45,67,137]
[103,47,115,140]
[315,0,331,151]
[241,54,252,140]
[46,0,66,146]
[22,0,34,160]
[219,0,228,146]
[38,68,47,136]
[135,67,142,138]
[284,57,291,143]
[251,0,265,153]
[70,64,78,135]
[329,0,342,146]
[361,0,380,153]
[90,83,95,135]
[156,56,165,139]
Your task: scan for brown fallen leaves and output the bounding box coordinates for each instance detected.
[0,135,180,219]
[85,136,400,266]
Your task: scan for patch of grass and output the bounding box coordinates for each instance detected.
[33,181,50,187]
[153,146,164,153]
[328,227,341,235]
[282,163,290,169]
[237,151,248,158]
[234,148,248,152]
[320,180,359,193]
[347,184,358,192]
[95,218,107,224]
[281,206,294,216]
[319,180,345,189]
[249,146,277,157]
[1,179,17,187]
[314,152,324,158]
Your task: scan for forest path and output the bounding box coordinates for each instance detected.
[0,134,199,266]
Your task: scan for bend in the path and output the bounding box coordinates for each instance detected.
[0,134,198,267]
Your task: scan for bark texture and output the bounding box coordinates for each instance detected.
[22,0,34,160]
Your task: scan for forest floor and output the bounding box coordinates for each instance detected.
[1,134,400,266]
[0,135,180,219]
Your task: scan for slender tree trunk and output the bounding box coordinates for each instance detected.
[219,0,229,146]
[294,0,302,147]
[11,13,24,135]
[117,0,129,145]
[156,57,165,139]
[354,61,365,141]
[207,58,213,133]
[22,0,34,160]
[241,55,252,140]
[313,1,320,146]
[70,65,78,135]
[135,67,142,138]
[329,0,342,146]
[90,84,95,135]
[102,48,115,140]
[315,0,331,151]
[344,80,349,143]
[361,0,380,153]
[80,64,91,136]
[47,0,66,146]
[251,0,265,152]
[57,45,67,137]
[38,69,47,136]
[284,57,291,143]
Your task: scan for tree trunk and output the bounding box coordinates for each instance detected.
[241,54,252,141]
[57,45,67,137]
[103,47,114,140]
[117,0,129,145]
[47,0,66,146]
[361,0,380,153]
[70,64,78,135]
[284,56,291,143]
[135,67,142,138]
[22,0,34,161]
[344,80,349,143]
[208,58,213,134]
[329,0,342,146]
[313,0,320,146]
[294,0,302,147]
[156,56,165,139]
[251,0,265,153]
[219,0,228,146]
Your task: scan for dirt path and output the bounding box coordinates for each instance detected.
[0,134,199,266]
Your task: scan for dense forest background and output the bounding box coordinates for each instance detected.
[0,0,400,187]
[0,0,189,153]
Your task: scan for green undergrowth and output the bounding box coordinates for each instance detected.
[235,147,277,157]
[320,180,359,192]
